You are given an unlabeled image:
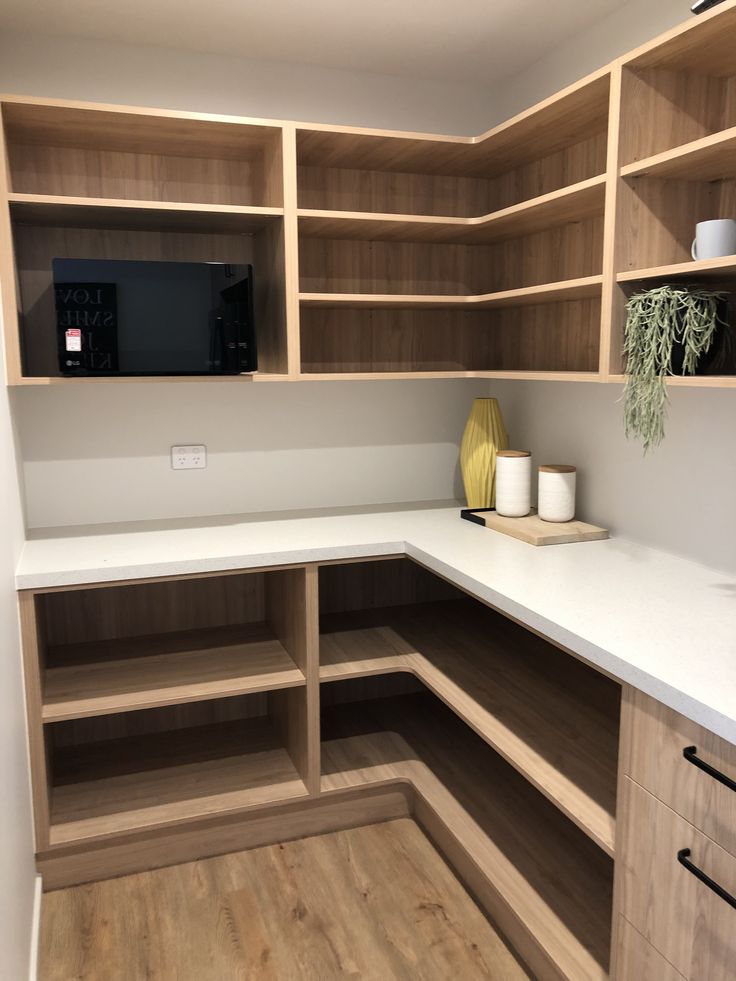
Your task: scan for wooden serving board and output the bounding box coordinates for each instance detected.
[472,508,608,546]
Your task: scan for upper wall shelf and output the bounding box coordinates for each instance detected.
[296,72,610,178]
[8,193,284,234]
[3,0,736,385]
[300,276,603,310]
[620,127,736,181]
[297,174,606,244]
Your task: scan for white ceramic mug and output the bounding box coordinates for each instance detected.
[691,219,736,261]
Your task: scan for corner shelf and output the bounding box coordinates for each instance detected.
[320,600,619,854]
[321,692,613,981]
[297,174,606,245]
[42,622,306,722]
[300,276,603,311]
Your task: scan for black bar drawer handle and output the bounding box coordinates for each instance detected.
[683,745,736,793]
[677,849,736,911]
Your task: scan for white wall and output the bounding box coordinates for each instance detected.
[16,380,484,529]
[0,310,36,977]
[0,30,493,135]
[488,0,687,123]
[491,380,736,575]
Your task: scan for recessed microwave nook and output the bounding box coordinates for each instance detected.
[49,258,257,377]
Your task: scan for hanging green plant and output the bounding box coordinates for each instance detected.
[623,284,727,453]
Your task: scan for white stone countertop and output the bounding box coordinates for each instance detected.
[16,502,736,744]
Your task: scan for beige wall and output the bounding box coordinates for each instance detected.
[16,379,484,528]
[0,309,36,977]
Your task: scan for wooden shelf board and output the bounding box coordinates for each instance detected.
[299,276,603,311]
[321,693,613,981]
[8,193,284,233]
[296,370,604,382]
[622,0,736,75]
[10,373,287,386]
[49,717,308,846]
[2,99,282,158]
[621,126,736,181]
[297,175,606,244]
[296,70,610,178]
[43,623,305,723]
[319,600,619,855]
[607,373,736,388]
[617,256,736,283]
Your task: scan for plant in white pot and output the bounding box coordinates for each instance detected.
[623,284,729,452]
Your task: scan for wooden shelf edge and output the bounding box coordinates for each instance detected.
[297,174,607,241]
[9,372,288,386]
[617,256,736,282]
[299,275,604,310]
[607,373,736,388]
[620,125,736,180]
[42,672,306,724]
[319,633,615,856]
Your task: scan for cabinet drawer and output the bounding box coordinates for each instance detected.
[614,917,684,981]
[620,777,736,981]
[624,689,736,855]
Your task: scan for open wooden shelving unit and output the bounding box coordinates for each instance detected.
[20,554,621,978]
[3,3,734,384]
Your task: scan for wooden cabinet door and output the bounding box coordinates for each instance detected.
[623,689,736,856]
[619,777,736,981]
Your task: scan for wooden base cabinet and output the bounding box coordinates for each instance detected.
[613,689,736,980]
[19,562,736,979]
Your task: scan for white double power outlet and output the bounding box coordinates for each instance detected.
[171,445,207,470]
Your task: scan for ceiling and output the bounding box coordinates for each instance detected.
[0,0,633,86]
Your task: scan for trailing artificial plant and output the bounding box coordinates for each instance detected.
[623,284,726,453]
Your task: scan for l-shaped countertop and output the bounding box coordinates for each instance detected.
[15,503,736,744]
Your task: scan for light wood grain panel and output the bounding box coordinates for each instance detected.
[37,785,411,890]
[322,692,614,981]
[318,557,460,616]
[622,0,736,76]
[2,100,282,158]
[267,566,320,793]
[40,572,265,647]
[298,176,605,245]
[299,220,603,295]
[622,124,736,181]
[295,71,610,178]
[9,194,284,233]
[49,711,309,846]
[42,623,305,722]
[0,104,24,384]
[320,599,620,854]
[619,777,736,981]
[623,688,736,857]
[19,591,51,849]
[614,918,685,981]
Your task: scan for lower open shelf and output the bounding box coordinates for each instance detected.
[48,711,309,846]
[43,622,306,722]
[320,599,620,854]
[321,691,613,981]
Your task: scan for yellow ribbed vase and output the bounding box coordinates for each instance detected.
[460,398,509,508]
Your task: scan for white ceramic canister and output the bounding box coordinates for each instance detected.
[495,450,531,517]
[538,465,576,523]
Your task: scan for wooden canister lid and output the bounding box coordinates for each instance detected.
[497,450,531,457]
[539,465,576,473]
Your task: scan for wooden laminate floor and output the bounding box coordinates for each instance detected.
[40,818,530,980]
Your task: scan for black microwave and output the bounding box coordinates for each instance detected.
[53,258,257,376]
